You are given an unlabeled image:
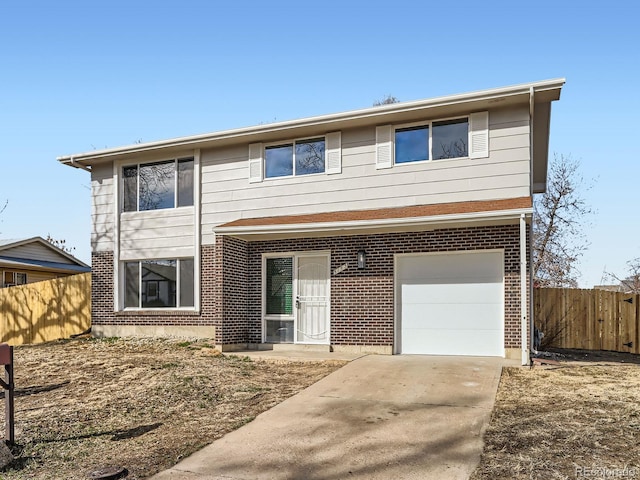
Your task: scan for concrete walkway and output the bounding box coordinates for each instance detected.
[151,355,512,480]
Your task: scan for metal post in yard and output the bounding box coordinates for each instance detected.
[0,344,14,445]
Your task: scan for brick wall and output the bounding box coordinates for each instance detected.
[246,224,528,349]
[91,247,217,327]
[92,224,529,350]
[215,236,249,345]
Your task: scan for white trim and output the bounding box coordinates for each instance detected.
[114,151,199,311]
[325,131,342,175]
[393,115,471,165]
[394,249,505,357]
[261,251,331,345]
[113,160,120,311]
[469,111,489,159]
[194,149,201,313]
[214,208,533,237]
[520,213,529,365]
[59,78,565,166]
[375,125,393,169]
[263,135,327,180]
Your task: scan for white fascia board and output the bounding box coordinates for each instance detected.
[58,79,565,167]
[213,208,534,237]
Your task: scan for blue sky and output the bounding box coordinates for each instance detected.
[0,0,638,287]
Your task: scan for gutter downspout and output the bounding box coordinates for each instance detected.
[522,86,535,365]
[520,213,529,365]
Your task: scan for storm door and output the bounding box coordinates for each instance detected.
[263,253,330,345]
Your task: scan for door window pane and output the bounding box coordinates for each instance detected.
[395,126,429,163]
[123,166,138,212]
[179,258,194,307]
[124,262,140,308]
[432,118,468,159]
[139,161,175,210]
[141,260,176,307]
[265,320,294,343]
[266,257,293,315]
[265,144,293,178]
[177,158,194,207]
[295,138,325,175]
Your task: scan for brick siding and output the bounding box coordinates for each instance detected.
[247,225,528,349]
[91,224,529,350]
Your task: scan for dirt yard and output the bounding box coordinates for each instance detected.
[472,350,640,480]
[0,337,345,479]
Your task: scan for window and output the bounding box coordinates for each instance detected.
[265,257,293,315]
[2,271,27,287]
[123,158,194,212]
[265,138,325,178]
[123,258,194,309]
[394,117,469,164]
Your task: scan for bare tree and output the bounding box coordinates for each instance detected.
[373,95,400,106]
[533,154,593,287]
[45,234,76,254]
[607,258,640,293]
[296,140,324,173]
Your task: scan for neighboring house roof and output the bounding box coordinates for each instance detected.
[57,79,564,193]
[0,237,90,274]
[215,197,532,238]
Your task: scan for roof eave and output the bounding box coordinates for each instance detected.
[213,207,534,238]
[58,78,565,167]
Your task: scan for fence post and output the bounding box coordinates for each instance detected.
[0,344,14,445]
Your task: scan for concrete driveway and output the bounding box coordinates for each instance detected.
[151,355,510,480]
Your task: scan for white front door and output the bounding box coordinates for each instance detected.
[296,255,330,344]
[263,253,330,345]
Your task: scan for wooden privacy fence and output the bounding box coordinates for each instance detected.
[0,272,91,345]
[534,287,640,354]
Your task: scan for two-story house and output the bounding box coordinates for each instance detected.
[59,79,564,364]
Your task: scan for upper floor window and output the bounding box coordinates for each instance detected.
[395,117,469,164]
[123,158,194,212]
[265,137,325,178]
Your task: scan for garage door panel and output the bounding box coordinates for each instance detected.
[401,303,503,330]
[398,254,502,280]
[402,283,502,304]
[401,328,503,356]
[398,251,504,357]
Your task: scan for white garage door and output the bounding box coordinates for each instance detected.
[397,251,504,356]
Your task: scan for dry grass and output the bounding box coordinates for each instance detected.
[0,337,345,479]
[472,352,640,480]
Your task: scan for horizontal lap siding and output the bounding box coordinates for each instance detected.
[1,243,76,265]
[91,163,115,252]
[200,106,530,244]
[119,207,195,260]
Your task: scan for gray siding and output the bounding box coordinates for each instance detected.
[200,105,530,244]
[90,105,532,254]
[91,163,115,252]
[119,207,195,260]
[1,243,75,264]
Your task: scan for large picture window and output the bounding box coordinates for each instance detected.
[123,158,194,212]
[395,117,469,164]
[124,258,194,309]
[265,138,325,178]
